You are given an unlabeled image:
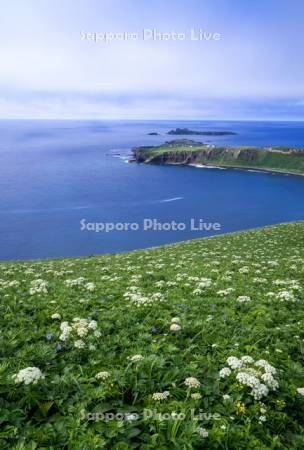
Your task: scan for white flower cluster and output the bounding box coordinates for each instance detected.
[95,371,111,380]
[236,295,251,304]
[170,317,182,331]
[171,317,180,323]
[64,278,96,291]
[0,280,20,289]
[65,277,85,287]
[29,279,48,295]
[219,367,232,378]
[219,356,278,400]
[128,354,144,362]
[191,392,202,400]
[193,278,212,295]
[273,279,301,290]
[74,339,86,349]
[13,367,44,385]
[59,322,72,341]
[217,287,235,297]
[124,287,164,306]
[184,377,201,388]
[152,391,170,401]
[51,313,61,320]
[59,317,100,348]
[85,282,96,291]
[277,290,296,302]
[297,387,304,396]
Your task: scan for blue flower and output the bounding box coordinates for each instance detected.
[56,343,62,350]
[46,333,53,340]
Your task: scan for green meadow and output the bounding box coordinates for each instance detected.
[2,222,304,449]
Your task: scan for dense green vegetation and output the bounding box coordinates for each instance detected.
[2,222,304,448]
[132,140,304,175]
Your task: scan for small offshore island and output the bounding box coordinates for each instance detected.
[146,128,237,136]
[132,139,304,176]
[167,127,237,136]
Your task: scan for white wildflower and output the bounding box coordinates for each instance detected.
[219,367,231,378]
[59,321,72,341]
[51,313,61,320]
[88,320,98,330]
[170,323,182,332]
[236,372,260,389]
[220,356,278,401]
[191,392,202,400]
[128,354,144,362]
[152,391,170,401]
[29,279,48,295]
[184,377,201,388]
[251,383,269,400]
[74,339,86,349]
[85,282,96,291]
[217,288,235,296]
[241,355,254,364]
[95,371,110,380]
[236,295,251,303]
[277,290,295,302]
[227,356,242,369]
[13,367,44,385]
[171,317,181,323]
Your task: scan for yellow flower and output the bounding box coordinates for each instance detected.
[236,401,246,414]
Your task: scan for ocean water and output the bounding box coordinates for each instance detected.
[0,119,304,260]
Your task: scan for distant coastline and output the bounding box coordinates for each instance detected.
[131,139,304,177]
[188,162,304,177]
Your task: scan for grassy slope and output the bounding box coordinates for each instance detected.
[2,222,304,449]
[134,143,304,175]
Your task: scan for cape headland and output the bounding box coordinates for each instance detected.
[131,139,304,176]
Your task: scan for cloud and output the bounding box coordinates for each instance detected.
[1,89,304,120]
[0,0,303,118]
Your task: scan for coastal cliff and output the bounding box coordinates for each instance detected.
[132,140,304,175]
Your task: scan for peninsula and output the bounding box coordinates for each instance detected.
[132,139,304,176]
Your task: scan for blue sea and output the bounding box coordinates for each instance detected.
[0,119,304,260]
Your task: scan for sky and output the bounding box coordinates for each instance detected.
[0,0,304,120]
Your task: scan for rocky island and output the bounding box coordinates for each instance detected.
[132,139,304,176]
[167,127,237,136]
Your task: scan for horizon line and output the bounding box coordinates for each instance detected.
[1,117,304,122]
